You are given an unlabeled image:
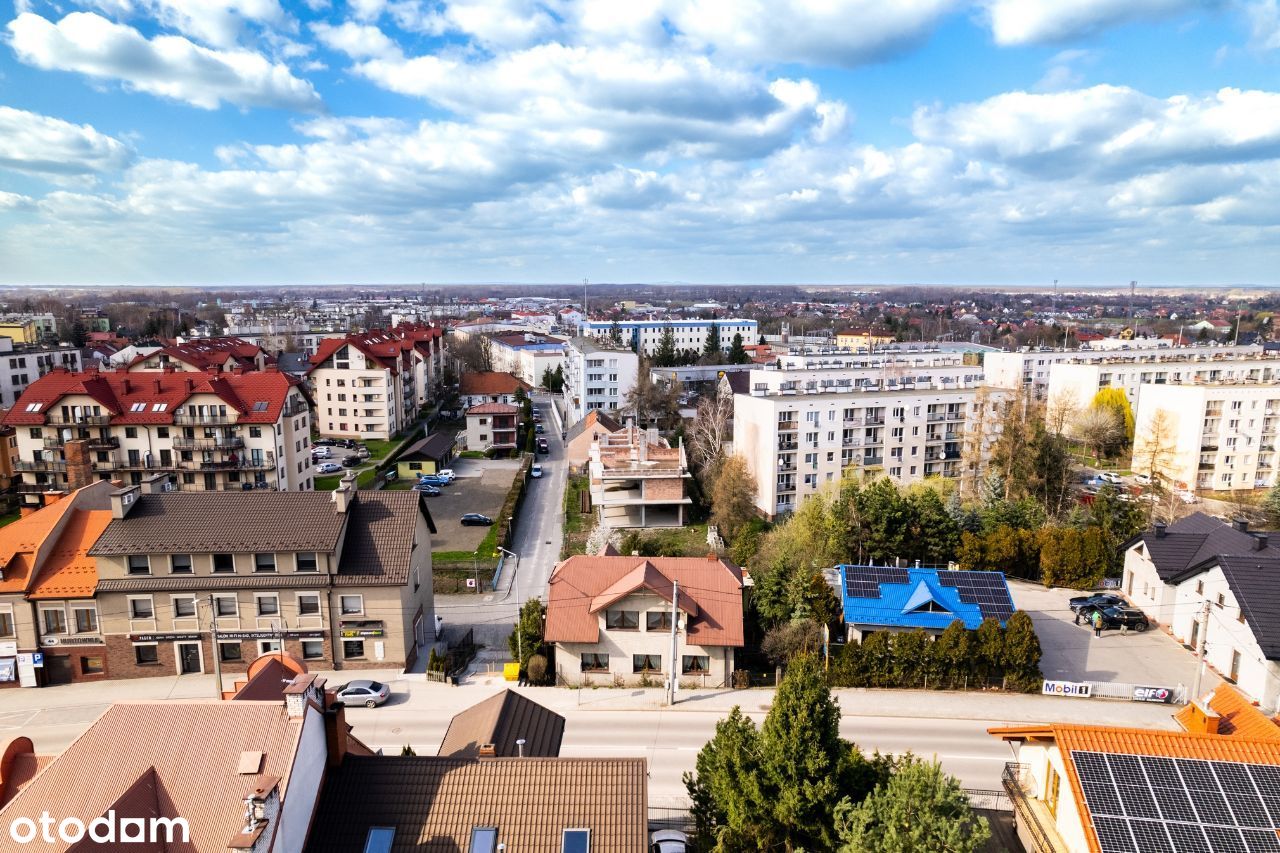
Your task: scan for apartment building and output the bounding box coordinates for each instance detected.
[2,366,315,507]
[0,337,82,408]
[985,342,1265,399]
[580,318,759,356]
[488,332,566,386]
[588,424,691,528]
[126,336,274,372]
[88,478,436,678]
[464,403,520,454]
[562,337,639,427]
[733,374,1008,519]
[1132,382,1280,493]
[307,325,445,440]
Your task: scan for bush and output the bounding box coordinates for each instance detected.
[527,654,548,684]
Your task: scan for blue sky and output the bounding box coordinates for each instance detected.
[2,0,1279,286]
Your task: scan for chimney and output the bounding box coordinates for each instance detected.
[331,473,357,513]
[121,378,131,394]
[1233,518,1249,533]
[323,705,350,767]
[1154,522,1167,538]
[153,378,162,393]
[110,485,140,518]
[1184,695,1222,735]
[478,744,496,757]
[63,439,94,491]
[42,490,66,507]
[283,674,318,718]
[140,472,169,494]
[1254,533,1269,551]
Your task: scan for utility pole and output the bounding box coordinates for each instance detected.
[668,580,679,706]
[209,594,223,699]
[1191,599,1211,700]
[1127,280,1137,329]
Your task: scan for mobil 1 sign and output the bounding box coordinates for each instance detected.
[1133,685,1174,703]
[1042,680,1092,698]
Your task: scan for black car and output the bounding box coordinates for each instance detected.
[1099,606,1150,632]
[341,455,360,468]
[314,438,335,446]
[537,438,549,454]
[460,513,493,526]
[1069,593,1125,615]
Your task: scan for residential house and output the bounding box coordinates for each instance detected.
[437,689,565,758]
[127,337,275,373]
[565,410,623,469]
[458,371,530,409]
[1122,515,1280,712]
[2,366,315,507]
[588,424,691,528]
[562,337,638,428]
[544,552,744,687]
[87,477,436,679]
[992,705,1280,853]
[1175,683,1280,740]
[837,566,1016,642]
[835,328,897,349]
[393,432,457,480]
[464,403,520,455]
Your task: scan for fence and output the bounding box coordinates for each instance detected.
[647,807,695,835]
[1003,762,1058,852]
[433,559,499,594]
[426,627,477,683]
[964,788,1012,812]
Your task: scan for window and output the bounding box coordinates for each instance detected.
[301,639,325,660]
[124,427,137,438]
[682,655,710,674]
[212,553,235,573]
[127,555,150,575]
[340,595,363,615]
[606,609,638,630]
[0,607,14,638]
[580,653,609,672]
[632,654,661,673]
[157,426,169,438]
[562,829,591,853]
[646,611,672,631]
[1230,649,1242,682]
[364,827,396,853]
[295,552,318,572]
[258,640,282,656]
[42,608,67,635]
[129,598,154,619]
[173,596,197,618]
[256,595,280,617]
[219,642,242,662]
[343,638,366,659]
[214,595,238,617]
[134,644,159,665]
[249,427,262,438]
[80,656,104,675]
[468,827,497,853]
[297,593,321,616]
[170,554,193,574]
[72,606,97,633]
[254,553,276,572]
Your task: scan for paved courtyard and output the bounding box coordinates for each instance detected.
[425,459,523,553]
[1009,580,1221,694]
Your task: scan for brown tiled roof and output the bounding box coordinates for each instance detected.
[25,509,112,599]
[459,371,530,396]
[131,337,272,371]
[438,690,565,758]
[545,555,744,647]
[335,492,435,586]
[0,750,51,808]
[0,702,305,851]
[566,410,623,443]
[588,561,698,616]
[466,402,519,415]
[303,756,646,853]
[89,492,347,555]
[399,432,455,462]
[96,574,326,593]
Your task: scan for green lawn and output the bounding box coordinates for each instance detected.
[0,509,21,529]
[433,525,500,564]
[314,468,381,491]
[361,438,399,461]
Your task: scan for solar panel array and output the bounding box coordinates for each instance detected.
[1073,750,1280,853]
[935,571,1016,622]
[842,567,909,600]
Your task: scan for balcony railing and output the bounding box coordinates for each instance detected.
[1002,763,1062,853]
[42,436,64,449]
[16,483,59,494]
[777,442,797,452]
[177,453,275,471]
[14,459,66,473]
[173,413,236,425]
[863,456,884,466]
[281,403,310,418]
[171,436,244,450]
[86,436,119,450]
[864,417,885,425]
[45,414,110,426]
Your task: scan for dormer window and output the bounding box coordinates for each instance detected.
[24,403,42,412]
[130,403,146,412]
[152,403,167,412]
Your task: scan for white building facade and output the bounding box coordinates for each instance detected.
[580,319,758,357]
[562,338,638,428]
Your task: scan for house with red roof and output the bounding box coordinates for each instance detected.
[1,365,315,507]
[544,549,744,688]
[458,371,531,409]
[464,403,520,455]
[127,336,274,373]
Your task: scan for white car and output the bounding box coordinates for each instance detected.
[311,447,332,459]
[435,469,456,483]
[1098,472,1122,485]
[1134,473,1152,486]
[650,830,688,853]
[1177,490,1201,504]
[530,464,543,478]
[315,462,342,474]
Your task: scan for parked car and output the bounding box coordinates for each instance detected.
[435,469,456,483]
[341,455,361,468]
[531,464,543,478]
[1069,593,1125,616]
[417,474,448,486]
[535,423,545,434]
[537,438,549,454]
[314,438,336,446]
[1099,606,1150,632]
[334,680,391,708]
[1177,490,1201,504]
[413,483,441,496]
[315,462,342,474]
[339,439,357,449]
[1134,473,1152,486]
[651,830,688,853]
[460,513,493,526]
[311,447,332,459]
[355,445,371,459]
[1098,472,1122,485]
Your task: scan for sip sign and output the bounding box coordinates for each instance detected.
[1042,680,1093,698]
[1133,685,1174,704]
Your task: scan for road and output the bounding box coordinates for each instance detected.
[433,393,567,647]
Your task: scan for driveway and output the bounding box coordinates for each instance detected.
[1009,580,1221,693]
[427,466,522,552]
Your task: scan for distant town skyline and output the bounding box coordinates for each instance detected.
[3,1,1280,286]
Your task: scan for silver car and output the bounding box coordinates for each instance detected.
[334,680,391,708]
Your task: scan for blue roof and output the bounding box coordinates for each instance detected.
[837,566,1016,631]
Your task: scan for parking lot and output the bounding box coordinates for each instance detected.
[420,458,523,553]
[311,444,364,474]
[1009,580,1221,692]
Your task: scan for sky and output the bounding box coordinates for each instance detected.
[2,1,1280,287]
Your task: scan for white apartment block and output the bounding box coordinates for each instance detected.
[2,367,315,506]
[0,339,82,408]
[733,375,1008,519]
[746,359,988,397]
[562,337,639,428]
[488,333,566,386]
[986,342,1265,399]
[1048,350,1280,415]
[580,319,759,356]
[1132,382,1280,493]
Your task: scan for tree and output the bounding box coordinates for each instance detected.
[507,597,545,672]
[972,618,1005,684]
[654,323,678,367]
[835,757,991,853]
[1002,611,1043,692]
[624,359,681,429]
[854,479,911,562]
[684,707,763,850]
[609,319,623,346]
[1263,486,1280,528]
[761,619,822,664]
[702,322,722,362]
[1071,406,1123,461]
[1092,387,1135,445]
[904,488,961,565]
[689,395,733,482]
[931,620,972,687]
[1132,408,1179,499]
[988,390,1033,500]
[454,334,494,373]
[728,332,749,364]
[710,455,758,543]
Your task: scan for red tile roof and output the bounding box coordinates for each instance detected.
[1175,685,1280,740]
[459,371,530,396]
[26,509,112,599]
[1,368,305,426]
[465,402,519,416]
[545,555,743,646]
[130,336,272,371]
[0,497,78,594]
[307,325,443,376]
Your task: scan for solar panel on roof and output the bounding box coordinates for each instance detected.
[1127,819,1174,853]
[1093,816,1138,853]
[1165,822,1211,852]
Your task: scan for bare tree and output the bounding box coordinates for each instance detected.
[1071,406,1123,462]
[688,394,732,480]
[1045,389,1078,436]
[453,334,493,373]
[1132,408,1179,488]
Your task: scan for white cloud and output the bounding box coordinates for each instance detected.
[0,191,36,211]
[0,105,133,175]
[312,20,401,59]
[985,0,1209,45]
[7,11,322,111]
[1246,0,1280,50]
[349,0,388,21]
[143,0,287,48]
[387,0,557,47]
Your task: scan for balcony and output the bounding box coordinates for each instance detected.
[16,483,59,494]
[45,414,110,426]
[177,453,275,471]
[927,413,946,422]
[1002,763,1068,853]
[777,421,798,432]
[42,436,65,449]
[173,413,236,425]
[14,459,66,473]
[864,417,885,426]
[777,441,797,452]
[86,436,119,450]
[863,456,884,466]
[171,436,244,450]
[281,402,309,418]
[777,462,796,472]
[1198,462,1215,471]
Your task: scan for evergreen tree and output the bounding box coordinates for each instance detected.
[1002,611,1043,692]
[728,332,749,364]
[609,319,623,345]
[932,620,971,686]
[904,488,962,564]
[703,322,722,361]
[507,597,546,671]
[835,757,991,853]
[654,323,678,367]
[973,617,1005,684]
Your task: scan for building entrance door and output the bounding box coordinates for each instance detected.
[177,642,202,674]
